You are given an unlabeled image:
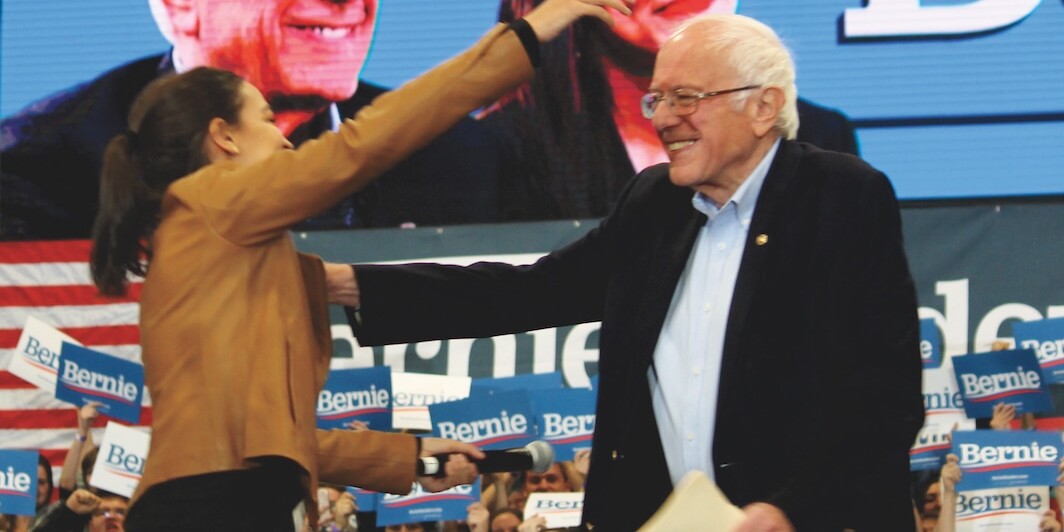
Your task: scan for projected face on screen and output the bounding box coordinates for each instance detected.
[608,0,736,52]
[155,0,377,105]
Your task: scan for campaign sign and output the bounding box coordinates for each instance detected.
[317,366,392,431]
[951,349,1052,419]
[910,426,954,472]
[430,391,535,450]
[0,450,38,516]
[470,372,565,398]
[345,486,377,513]
[55,342,144,424]
[922,367,969,430]
[920,318,943,369]
[391,372,471,431]
[8,315,82,391]
[951,430,1062,490]
[1013,317,1064,385]
[529,388,596,461]
[376,478,480,527]
[955,486,1048,532]
[525,492,585,529]
[90,421,151,498]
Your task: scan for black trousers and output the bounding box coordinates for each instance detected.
[125,459,304,532]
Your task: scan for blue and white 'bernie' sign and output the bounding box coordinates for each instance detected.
[376,479,480,527]
[910,426,953,472]
[920,318,943,369]
[56,342,143,424]
[345,486,377,513]
[0,450,38,516]
[951,349,1053,419]
[952,430,1063,490]
[954,486,1049,530]
[317,366,392,431]
[430,391,535,450]
[1013,317,1064,385]
[529,388,596,461]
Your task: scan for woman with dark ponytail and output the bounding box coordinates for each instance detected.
[87,1,630,530]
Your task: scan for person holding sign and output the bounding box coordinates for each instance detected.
[329,13,923,531]
[86,0,633,529]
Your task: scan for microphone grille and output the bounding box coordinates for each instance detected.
[526,440,555,473]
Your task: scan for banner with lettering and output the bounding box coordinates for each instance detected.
[921,318,943,369]
[955,486,1049,531]
[391,372,471,431]
[55,343,144,424]
[429,391,535,450]
[0,450,38,515]
[470,372,565,398]
[8,315,82,391]
[376,479,480,527]
[90,421,151,498]
[529,388,596,461]
[525,492,585,529]
[1013,317,1064,385]
[910,426,955,472]
[952,430,1062,490]
[951,349,1052,419]
[317,366,392,431]
[345,486,377,513]
[923,367,969,429]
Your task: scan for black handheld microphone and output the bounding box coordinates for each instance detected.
[418,440,554,478]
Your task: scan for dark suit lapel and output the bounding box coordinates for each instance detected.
[715,141,802,422]
[630,188,707,375]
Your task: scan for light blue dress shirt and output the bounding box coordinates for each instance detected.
[648,139,780,486]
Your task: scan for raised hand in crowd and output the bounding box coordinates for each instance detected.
[990,403,1016,431]
[480,472,513,513]
[573,450,590,477]
[59,402,100,494]
[330,491,358,532]
[466,502,490,532]
[517,514,547,532]
[1041,509,1062,532]
[64,489,100,516]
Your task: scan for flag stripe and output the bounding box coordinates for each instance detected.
[0,284,142,307]
[0,241,92,264]
[0,304,139,329]
[0,325,141,348]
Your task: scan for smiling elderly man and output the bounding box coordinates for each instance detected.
[329,13,923,531]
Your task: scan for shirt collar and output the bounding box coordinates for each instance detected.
[691,138,781,227]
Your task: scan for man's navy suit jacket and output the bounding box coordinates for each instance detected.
[0,54,498,239]
[352,140,924,530]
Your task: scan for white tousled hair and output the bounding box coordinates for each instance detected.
[671,14,799,140]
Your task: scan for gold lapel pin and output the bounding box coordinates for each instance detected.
[755,234,769,246]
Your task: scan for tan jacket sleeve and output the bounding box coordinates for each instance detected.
[316,429,419,495]
[189,24,531,245]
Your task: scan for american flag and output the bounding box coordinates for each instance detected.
[0,240,151,484]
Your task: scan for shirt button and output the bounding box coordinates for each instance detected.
[692,366,701,376]
[716,242,726,251]
[703,303,711,313]
[686,432,695,441]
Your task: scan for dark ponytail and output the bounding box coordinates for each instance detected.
[90,67,245,296]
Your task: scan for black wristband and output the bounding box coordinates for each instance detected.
[509,18,541,68]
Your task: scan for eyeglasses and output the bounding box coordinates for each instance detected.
[640,85,762,119]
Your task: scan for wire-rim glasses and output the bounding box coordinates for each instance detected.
[640,85,762,119]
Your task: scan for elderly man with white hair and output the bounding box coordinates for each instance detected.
[330,13,923,531]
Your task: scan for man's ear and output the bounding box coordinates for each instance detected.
[151,0,199,41]
[750,87,784,138]
[206,117,240,160]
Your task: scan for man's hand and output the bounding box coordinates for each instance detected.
[333,492,357,528]
[416,437,485,492]
[77,401,101,438]
[65,488,101,515]
[733,502,795,532]
[324,262,360,307]
[941,453,962,493]
[518,514,548,532]
[1041,509,1062,532]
